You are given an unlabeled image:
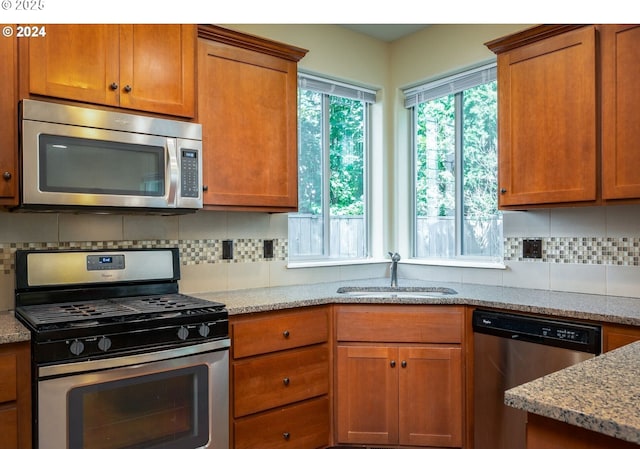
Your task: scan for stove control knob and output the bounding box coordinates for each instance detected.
[198,324,210,338]
[69,340,85,356]
[177,326,189,340]
[98,337,112,352]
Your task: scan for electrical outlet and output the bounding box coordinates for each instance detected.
[523,239,543,259]
[222,240,233,260]
[263,239,274,259]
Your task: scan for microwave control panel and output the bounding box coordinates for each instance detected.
[181,149,200,198]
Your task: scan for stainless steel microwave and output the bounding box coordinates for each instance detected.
[19,99,203,213]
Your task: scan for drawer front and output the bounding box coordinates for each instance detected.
[0,353,17,403]
[336,305,464,343]
[234,397,329,449]
[233,345,329,417]
[0,406,18,449]
[232,307,329,358]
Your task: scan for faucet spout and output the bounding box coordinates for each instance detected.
[388,252,401,288]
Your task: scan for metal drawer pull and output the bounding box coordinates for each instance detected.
[390,360,396,368]
[283,432,290,440]
[401,360,407,368]
[283,330,290,338]
[283,377,290,386]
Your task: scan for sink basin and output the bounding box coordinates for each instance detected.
[337,286,457,298]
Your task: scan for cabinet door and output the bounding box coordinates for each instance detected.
[601,25,640,200]
[398,346,463,447]
[497,26,597,208]
[119,25,195,117]
[28,25,120,107]
[0,27,17,203]
[336,345,398,445]
[198,38,298,211]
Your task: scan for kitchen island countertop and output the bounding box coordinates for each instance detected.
[505,340,640,445]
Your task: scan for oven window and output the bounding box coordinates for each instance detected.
[39,134,165,196]
[68,364,209,449]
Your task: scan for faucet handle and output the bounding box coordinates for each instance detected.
[388,252,401,262]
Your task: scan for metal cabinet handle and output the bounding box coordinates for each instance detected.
[500,188,507,194]
[109,82,118,90]
[390,360,396,368]
[124,84,132,93]
[202,185,209,192]
[283,330,290,338]
[401,360,407,368]
[2,172,11,181]
[283,377,290,386]
[283,432,290,440]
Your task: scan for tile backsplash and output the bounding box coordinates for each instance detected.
[1,204,640,311]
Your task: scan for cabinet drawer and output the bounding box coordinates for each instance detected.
[234,396,329,449]
[0,353,17,403]
[232,307,329,358]
[233,345,329,417]
[0,406,18,449]
[336,305,464,343]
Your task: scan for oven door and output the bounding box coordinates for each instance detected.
[36,340,229,449]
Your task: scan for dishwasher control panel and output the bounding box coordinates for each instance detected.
[473,309,602,354]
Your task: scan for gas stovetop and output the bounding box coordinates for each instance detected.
[18,293,225,329]
[14,248,229,365]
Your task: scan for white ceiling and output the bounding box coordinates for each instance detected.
[341,24,429,42]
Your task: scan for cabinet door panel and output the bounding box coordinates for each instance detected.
[119,25,195,117]
[0,28,17,202]
[336,345,398,445]
[601,25,640,200]
[28,25,119,106]
[398,346,463,447]
[497,26,597,207]
[198,38,298,209]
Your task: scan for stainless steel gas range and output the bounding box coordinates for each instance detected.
[14,248,229,449]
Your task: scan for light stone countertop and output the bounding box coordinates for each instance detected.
[0,311,31,344]
[505,341,640,444]
[192,277,640,326]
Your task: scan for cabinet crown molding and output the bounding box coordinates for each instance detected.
[485,24,588,54]
[198,24,308,62]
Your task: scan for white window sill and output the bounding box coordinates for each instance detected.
[402,258,507,270]
[287,258,388,269]
[287,257,505,270]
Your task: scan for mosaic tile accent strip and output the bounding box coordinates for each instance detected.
[504,237,640,265]
[0,239,288,274]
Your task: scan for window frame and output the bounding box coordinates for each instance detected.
[406,63,503,264]
[288,73,375,263]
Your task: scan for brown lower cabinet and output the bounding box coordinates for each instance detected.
[0,341,31,449]
[526,413,640,449]
[230,306,331,449]
[334,305,465,448]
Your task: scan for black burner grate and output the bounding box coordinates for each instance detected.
[19,294,221,326]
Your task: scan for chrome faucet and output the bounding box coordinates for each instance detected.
[388,252,401,288]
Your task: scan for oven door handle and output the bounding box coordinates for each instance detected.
[39,338,230,378]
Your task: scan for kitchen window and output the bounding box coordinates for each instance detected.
[405,63,503,262]
[288,73,375,261]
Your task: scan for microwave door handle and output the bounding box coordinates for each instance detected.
[166,139,179,206]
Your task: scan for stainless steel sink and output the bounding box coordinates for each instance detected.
[336,286,457,298]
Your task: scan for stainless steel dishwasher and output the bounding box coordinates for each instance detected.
[473,309,601,449]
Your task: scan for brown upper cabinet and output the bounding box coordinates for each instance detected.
[197,25,307,212]
[487,24,640,209]
[0,26,18,205]
[22,24,196,118]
